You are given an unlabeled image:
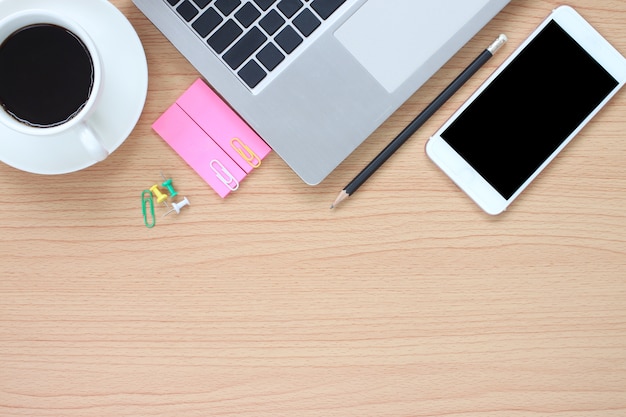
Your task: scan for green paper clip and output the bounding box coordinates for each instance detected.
[142,190,156,228]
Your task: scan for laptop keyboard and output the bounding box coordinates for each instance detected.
[166,0,348,89]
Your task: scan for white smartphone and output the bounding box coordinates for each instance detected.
[426,5,626,215]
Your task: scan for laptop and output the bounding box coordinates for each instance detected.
[133,0,511,185]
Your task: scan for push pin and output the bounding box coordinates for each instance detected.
[163,196,190,217]
[149,184,169,207]
[160,171,178,198]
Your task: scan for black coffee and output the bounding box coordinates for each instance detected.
[0,24,94,128]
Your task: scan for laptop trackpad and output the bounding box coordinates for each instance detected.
[335,0,489,93]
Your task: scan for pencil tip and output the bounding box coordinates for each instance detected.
[330,190,349,210]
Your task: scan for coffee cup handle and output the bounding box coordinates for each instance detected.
[78,122,109,162]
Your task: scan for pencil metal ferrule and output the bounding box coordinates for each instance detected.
[487,34,508,55]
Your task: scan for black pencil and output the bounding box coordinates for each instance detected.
[331,34,507,209]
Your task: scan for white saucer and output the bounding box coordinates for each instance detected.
[0,0,148,174]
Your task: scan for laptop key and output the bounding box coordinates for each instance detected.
[223,27,267,69]
[253,0,277,11]
[192,8,223,38]
[275,26,302,54]
[257,43,285,71]
[259,10,285,35]
[238,60,266,88]
[192,0,212,8]
[311,0,346,20]
[235,3,262,28]
[167,0,181,6]
[293,9,321,37]
[214,0,241,16]
[277,0,303,18]
[177,0,199,21]
[208,19,243,54]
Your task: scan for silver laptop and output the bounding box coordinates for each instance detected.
[133,0,510,184]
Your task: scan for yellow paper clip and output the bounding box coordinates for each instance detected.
[210,159,239,191]
[142,190,156,228]
[230,137,261,168]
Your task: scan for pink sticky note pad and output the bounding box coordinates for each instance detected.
[153,104,246,198]
[177,79,271,173]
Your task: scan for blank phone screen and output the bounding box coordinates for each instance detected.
[441,20,618,200]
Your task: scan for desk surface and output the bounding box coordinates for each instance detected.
[2,1,626,416]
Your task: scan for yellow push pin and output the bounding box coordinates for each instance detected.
[149,184,169,207]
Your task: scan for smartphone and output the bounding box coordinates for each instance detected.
[426,6,626,215]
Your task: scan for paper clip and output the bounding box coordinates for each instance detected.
[142,190,156,228]
[231,137,261,168]
[210,159,239,191]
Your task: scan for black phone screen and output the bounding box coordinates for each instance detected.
[440,20,618,200]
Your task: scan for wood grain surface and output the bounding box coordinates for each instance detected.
[1,1,625,416]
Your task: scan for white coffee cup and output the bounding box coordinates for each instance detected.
[0,9,109,167]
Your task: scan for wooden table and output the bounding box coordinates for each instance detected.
[2,1,626,416]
